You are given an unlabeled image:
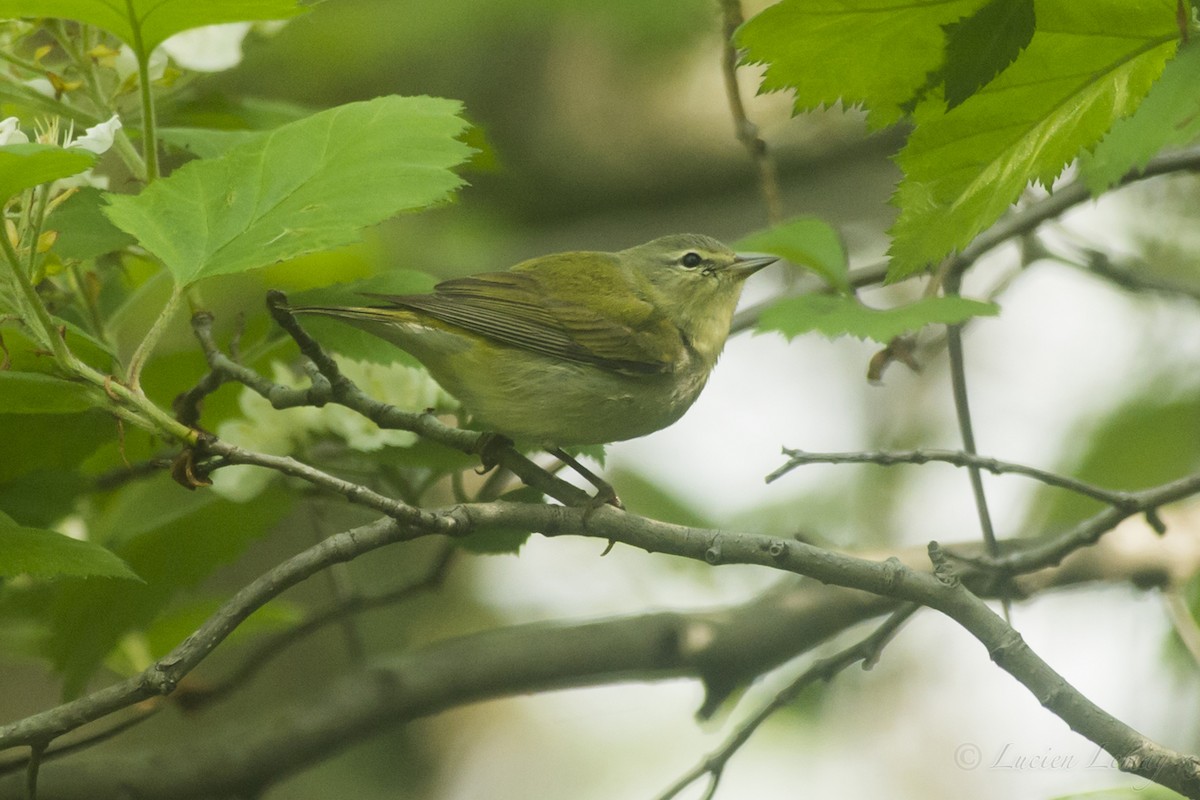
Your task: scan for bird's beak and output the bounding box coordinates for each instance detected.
[729,252,778,279]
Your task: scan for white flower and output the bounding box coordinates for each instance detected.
[162,20,288,73]
[0,116,29,145]
[114,45,168,83]
[67,115,122,154]
[210,359,456,501]
[21,78,55,98]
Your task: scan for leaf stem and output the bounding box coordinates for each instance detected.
[125,280,181,392]
[124,0,159,182]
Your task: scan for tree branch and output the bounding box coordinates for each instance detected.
[0,517,1195,799]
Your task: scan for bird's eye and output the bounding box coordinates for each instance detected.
[680,251,703,268]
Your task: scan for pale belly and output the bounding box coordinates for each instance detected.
[425,342,711,447]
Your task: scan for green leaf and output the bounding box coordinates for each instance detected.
[140,597,301,660]
[0,518,137,580]
[0,372,94,414]
[291,270,440,364]
[736,218,849,293]
[456,487,540,555]
[757,294,998,343]
[0,0,308,55]
[0,469,88,528]
[43,477,291,696]
[1080,40,1200,193]
[738,0,986,128]
[157,127,266,160]
[888,1,1178,277]
[1033,391,1200,532]
[0,143,95,201]
[939,0,1035,109]
[0,411,112,484]
[48,187,136,260]
[103,95,472,286]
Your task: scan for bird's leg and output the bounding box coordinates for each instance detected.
[473,432,513,475]
[550,448,623,510]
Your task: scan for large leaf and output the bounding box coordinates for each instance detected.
[757,294,998,343]
[0,372,94,414]
[1080,40,1200,193]
[0,143,95,201]
[738,0,986,128]
[736,218,849,293]
[103,96,472,286]
[887,0,1178,276]
[0,514,137,580]
[0,0,308,55]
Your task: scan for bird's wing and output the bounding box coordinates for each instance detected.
[365,258,680,374]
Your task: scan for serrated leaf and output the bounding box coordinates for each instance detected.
[0,372,94,413]
[0,519,137,580]
[940,0,1035,109]
[736,218,849,292]
[888,1,1179,277]
[0,0,308,55]
[103,95,472,286]
[757,294,998,343]
[1080,40,1200,193]
[738,0,986,128]
[0,143,95,201]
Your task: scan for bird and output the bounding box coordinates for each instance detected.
[289,233,776,449]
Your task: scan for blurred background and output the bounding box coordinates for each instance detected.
[6,1,1200,798]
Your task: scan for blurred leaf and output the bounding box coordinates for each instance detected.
[0,516,137,580]
[1080,41,1200,194]
[738,0,984,128]
[0,0,308,54]
[47,187,135,261]
[757,294,998,343]
[455,486,540,554]
[0,410,112,483]
[141,596,302,659]
[103,96,473,286]
[736,218,849,293]
[0,469,87,528]
[290,270,440,364]
[42,477,292,695]
[1034,392,1200,532]
[938,0,1035,109]
[0,372,94,414]
[0,143,95,200]
[888,2,1177,276]
[607,466,713,529]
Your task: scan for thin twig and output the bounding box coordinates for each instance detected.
[976,470,1200,574]
[943,270,1001,567]
[655,603,918,800]
[718,0,784,226]
[768,447,1142,509]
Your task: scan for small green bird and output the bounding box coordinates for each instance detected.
[292,234,775,448]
